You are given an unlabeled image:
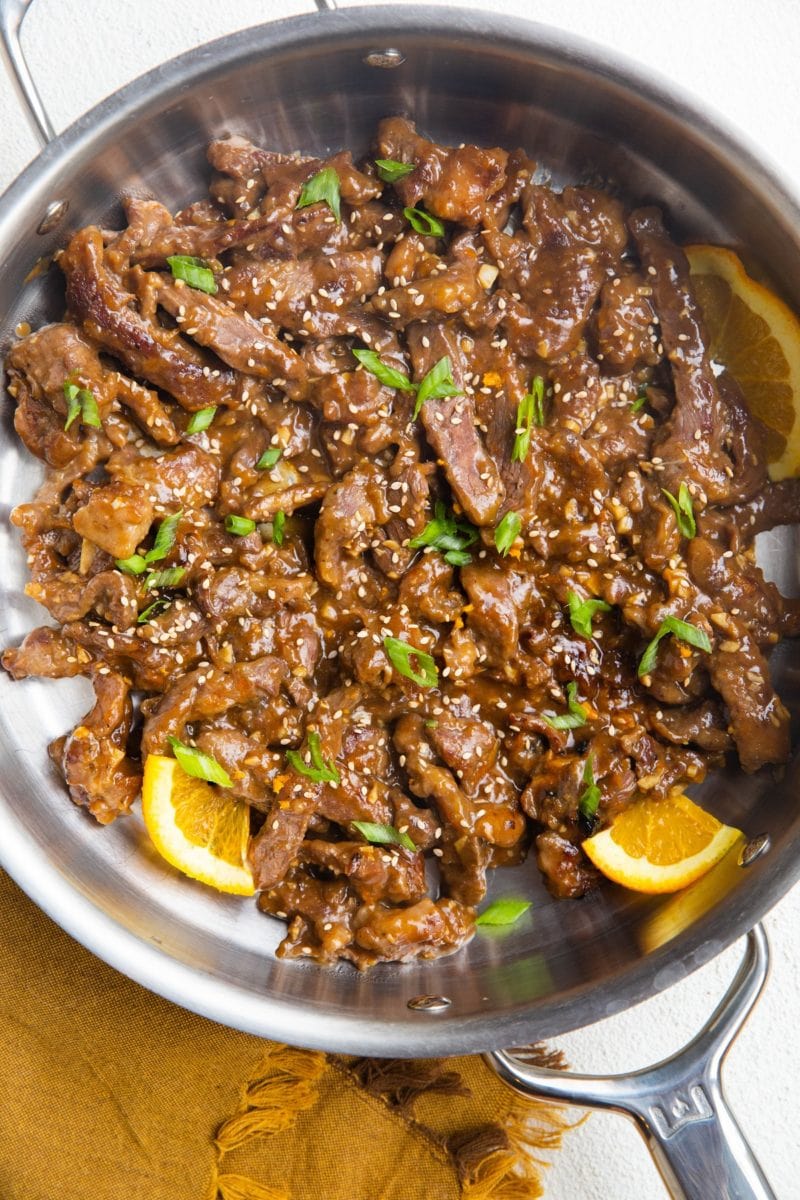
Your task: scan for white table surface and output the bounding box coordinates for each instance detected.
[1,2,798,1197]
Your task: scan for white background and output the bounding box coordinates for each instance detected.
[0,2,798,1197]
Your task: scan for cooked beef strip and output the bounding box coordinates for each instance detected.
[3,122,797,967]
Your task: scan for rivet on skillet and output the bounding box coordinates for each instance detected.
[739,832,771,867]
[407,994,451,1012]
[363,48,406,69]
[36,199,68,235]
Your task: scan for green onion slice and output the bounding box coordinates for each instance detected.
[543,681,589,730]
[116,554,148,576]
[567,590,611,639]
[512,376,546,461]
[352,820,416,852]
[375,158,415,183]
[352,348,415,392]
[412,356,460,419]
[148,511,182,563]
[296,167,341,223]
[166,255,218,294]
[167,735,232,787]
[579,755,601,826]
[494,510,522,556]
[225,514,257,536]
[638,615,712,678]
[661,482,697,539]
[383,635,439,688]
[63,381,101,430]
[403,206,445,237]
[286,731,340,785]
[137,597,171,625]
[256,447,282,470]
[475,898,532,927]
[272,509,286,546]
[186,406,217,434]
[409,501,479,567]
[144,567,186,591]
[630,390,648,414]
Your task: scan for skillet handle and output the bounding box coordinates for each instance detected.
[0,0,53,144]
[486,926,776,1200]
[0,0,338,147]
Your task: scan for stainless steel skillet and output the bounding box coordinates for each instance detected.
[0,2,798,1196]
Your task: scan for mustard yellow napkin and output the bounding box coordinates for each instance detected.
[0,870,572,1200]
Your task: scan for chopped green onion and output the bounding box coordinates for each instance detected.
[186,406,217,434]
[166,255,217,294]
[144,567,186,591]
[296,167,341,223]
[403,206,444,237]
[256,447,282,470]
[352,348,415,392]
[567,590,611,639]
[383,635,438,688]
[638,615,712,678]
[494,510,521,556]
[225,514,257,536]
[375,158,415,183]
[578,755,601,828]
[137,597,171,625]
[116,511,182,576]
[167,735,232,787]
[543,681,588,730]
[475,898,532,927]
[661,482,697,539]
[412,355,460,419]
[352,820,416,852]
[272,509,286,546]
[286,731,340,785]
[63,381,101,430]
[115,554,148,576]
[409,501,479,567]
[148,511,182,563]
[511,376,546,462]
[630,389,648,413]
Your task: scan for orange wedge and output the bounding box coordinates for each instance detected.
[142,755,254,895]
[583,791,742,894]
[686,243,800,479]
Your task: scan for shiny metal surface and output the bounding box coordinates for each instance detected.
[0,5,799,1066]
[489,927,775,1200]
[0,0,54,143]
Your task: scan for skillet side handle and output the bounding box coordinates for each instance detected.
[0,0,54,144]
[0,0,339,147]
[486,926,776,1200]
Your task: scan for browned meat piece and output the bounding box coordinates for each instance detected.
[406,322,503,525]
[713,477,800,545]
[142,656,287,753]
[72,481,155,559]
[687,536,789,643]
[647,701,732,753]
[5,323,112,466]
[309,365,395,424]
[594,273,659,373]
[49,669,141,824]
[397,553,463,624]
[154,276,308,400]
[114,374,180,445]
[249,777,317,890]
[371,258,483,324]
[376,117,508,227]
[301,840,427,906]
[352,897,474,961]
[314,461,389,593]
[106,443,221,511]
[62,226,236,410]
[536,832,599,899]
[26,569,139,629]
[2,626,92,679]
[709,633,790,772]
[629,209,769,505]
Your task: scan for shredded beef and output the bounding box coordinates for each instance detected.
[2,119,797,967]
